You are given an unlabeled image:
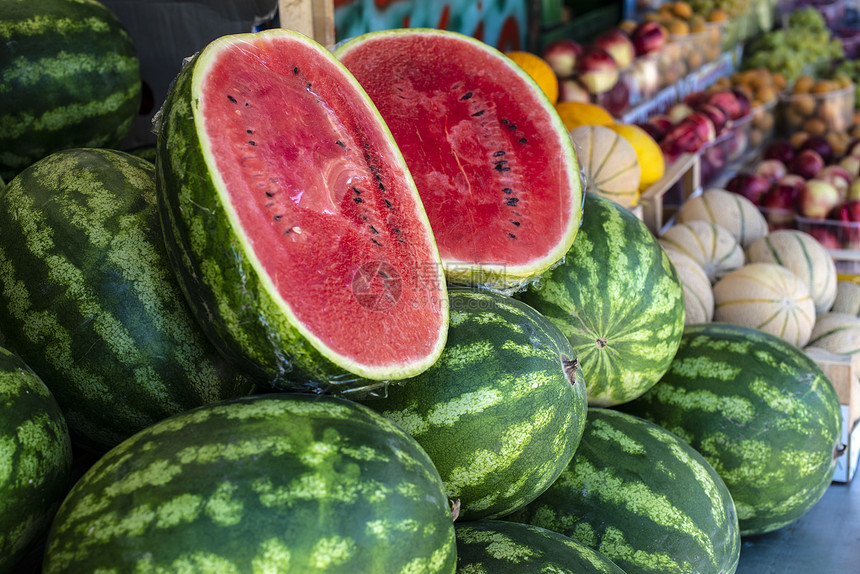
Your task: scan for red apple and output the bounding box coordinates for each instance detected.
[659,113,716,162]
[789,149,826,180]
[667,102,694,124]
[726,172,772,206]
[631,21,667,56]
[806,226,842,250]
[630,54,659,99]
[575,46,620,95]
[761,182,800,227]
[798,179,842,219]
[755,159,788,183]
[542,39,583,79]
[594,29,636,69]
[763,139,796,165]
[557,78,591,103]
[705,90,743,121]
[646,114,674,139]
[799,135,835,165]
[815,165,852,197]
[827,200,860,249]
[697,103,729,135]
[594,76,630,115]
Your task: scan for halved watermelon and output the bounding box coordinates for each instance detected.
[335,29,583,291]
[156,29,448,391]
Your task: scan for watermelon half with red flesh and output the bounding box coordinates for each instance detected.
[156,29,448,391]
[335,29,583,291]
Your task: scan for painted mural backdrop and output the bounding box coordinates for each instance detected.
[334,0,528,51]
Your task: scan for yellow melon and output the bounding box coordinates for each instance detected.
[745,229,837,315]
[713,262,816,347]
[658,220,744,284]
[506,51,559,105]
[605,123,665,191]
[662,246,714,324]
[555,101,614,132]
[806,312,860,355]
[676,188,769,248]
[832,280,860,317]
[569,125,641,209]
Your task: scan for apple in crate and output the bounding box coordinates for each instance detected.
[755,159,788,183]
[594,29,635,69]
[799,135,835,165]
[575,46,619,95]
[807,226,842,250]
[828,201,860,249]
[542,39,583,79]
[726,172,772,206]
[840,155,860,179]
[798,179,842,219]
[763,139,796,165]
[815,165,852,197]
[595,77,630,116]
[659,112,716,163]
[630,21,667,56]
[790,149,826,180]
[558,78,591,103]
[761,179,802,227]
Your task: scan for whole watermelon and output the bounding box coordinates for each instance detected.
[358,288,588,521]
[455,520,626,573]
[0,148,253,451]
[42,393,458,573]
[0,346,73,574]
[619,322,843,536]
[507,408,741,574]
[0,0,141,181]
[518,192,686,406]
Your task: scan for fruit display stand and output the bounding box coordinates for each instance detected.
[277,0,335,45]
[638,151,701,233]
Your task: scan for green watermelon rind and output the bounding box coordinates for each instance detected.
[455,520,627,573]
[42,393,457,573]
[619,322,844,536]
[507,408,741,574]
[0,346,73,573]
[359,288,588,521]
[156,28,448,390]
[334,28,584,292]
[0,148,252,451]
[0,0,141,181]
[518,193,686,406]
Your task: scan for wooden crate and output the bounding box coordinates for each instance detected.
[637,152,701,235]
[279,0,334,44]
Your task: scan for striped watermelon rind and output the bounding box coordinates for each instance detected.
[0,346,73,573]
[0,0,141,181]
[507,408,741,574]
[156,28,448,391]
[359,288,588,521]
[619,322,843,536]
[517,192,686,406]
[0,148,253,451]
[43,393,457,573]
[455,520,626,573]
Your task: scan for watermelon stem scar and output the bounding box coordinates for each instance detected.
[562,357,579,385]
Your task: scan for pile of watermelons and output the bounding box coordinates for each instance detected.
[0,1,845,573]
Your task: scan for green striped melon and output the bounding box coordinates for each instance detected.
[676,188,769,248]
[0,0,141,181]
[659,220,745,284]
[455,520,626,573]
[359,288,587,521]
[0,346,73,573]
[335,28,583,291]
[713,262,816,348]
[157,28,448,391]
[832,280,860,316]
[517,192,686,406]
[506,408,741,574]
[807,312,860,355]
[619,322,843,536]
[42,393,457,573]
[0,148,253,451]
[746,229,837,314]
[663,246,715,325]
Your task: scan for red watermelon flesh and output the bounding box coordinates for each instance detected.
[335,29,582,290]
[160,30,449,385]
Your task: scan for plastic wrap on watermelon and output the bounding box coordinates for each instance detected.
[155,29,450,393]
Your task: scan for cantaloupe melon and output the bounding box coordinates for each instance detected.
[569,125,641,209]
[659,220,744,284]
[663,246,714,324]
[832,280,860,317]
[676,188,768,248]
[745,230,837,315]
[806,312,860,355]
[713,262,816,347]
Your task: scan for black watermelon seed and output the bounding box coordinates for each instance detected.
[494,164,511,172]
[502,188,513,194]
[336,140,345,147]
[493,151,506,157]
[378,182,385,192]
[274,215,281,220]
[461,92,473,100]
[244,102,249,107]
[293,66,299,74]
[511,220,520,226]
[369,225,379,234]
[353,187,361,194]
[501,118,509,124]
[508,124,517,130]
[246,129,253,134]
[508,233,517,239]
[265,191,274,198]
[472,110,485,117]
[393,228,401,234]
[519,137,527,143]
[353,197,363,204]
[227,95,237,104]
[505,197,519,206]
[384,199,393,209]
[371,238,381,246]
[249,141,256,146]
[306,83,312,90]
